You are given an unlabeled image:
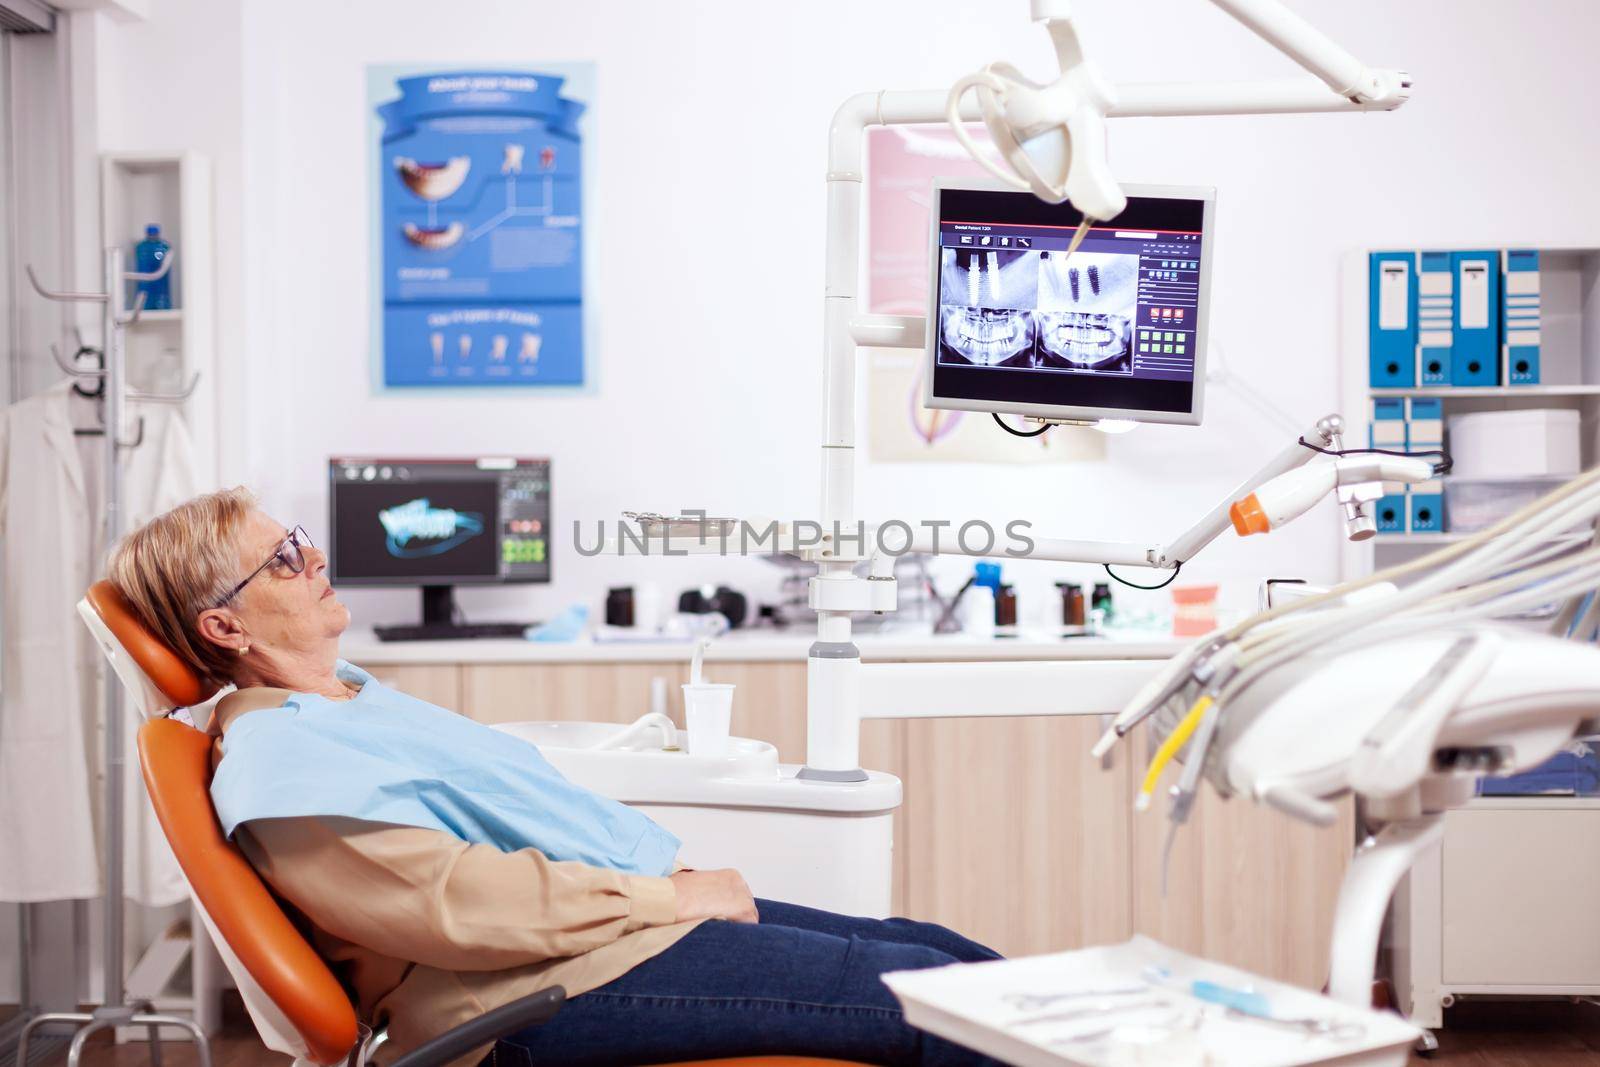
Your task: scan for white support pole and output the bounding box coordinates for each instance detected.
[1327,817,1445,1008]
[101,246,127,1011]
[804,92,982,779]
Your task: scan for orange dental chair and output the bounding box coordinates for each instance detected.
[77,580,870,1067]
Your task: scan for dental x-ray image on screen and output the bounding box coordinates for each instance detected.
[936,248,1039,367]
[926,182,1212,425]
[1035,250,1138,375]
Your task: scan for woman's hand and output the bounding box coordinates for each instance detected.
[669,869,758,924]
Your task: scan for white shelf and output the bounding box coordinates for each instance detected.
[130,308,182,323]
[1369,384,1600,398]
[1374,531,1590,548]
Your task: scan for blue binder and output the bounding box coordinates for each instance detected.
[1368,252,1416,387]
[1369,396,1406,447]
[1406,396,1443,450]
[1450,250,1500,386]
[1375,492,1407,535]
[1410,480,1444,533]
[1502,249,1541,385]
[1416,251,1454,385]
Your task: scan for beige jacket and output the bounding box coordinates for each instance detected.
[213,690,702,1067]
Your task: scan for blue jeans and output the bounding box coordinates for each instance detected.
[493,899,1006,1066]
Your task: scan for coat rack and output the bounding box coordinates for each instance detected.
[13,246,211,1067]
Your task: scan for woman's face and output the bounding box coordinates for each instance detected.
[226,509,350,651]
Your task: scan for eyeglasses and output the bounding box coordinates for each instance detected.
[213,525,312,608]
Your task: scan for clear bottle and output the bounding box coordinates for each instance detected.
[135,224,172,310]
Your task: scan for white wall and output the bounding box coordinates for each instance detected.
[99,0,1600,631]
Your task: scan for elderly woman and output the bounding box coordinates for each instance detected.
[110,489,1002,1067]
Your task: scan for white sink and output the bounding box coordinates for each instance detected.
[493,720,781,798]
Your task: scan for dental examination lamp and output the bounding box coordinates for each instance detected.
[948,0,1411,224]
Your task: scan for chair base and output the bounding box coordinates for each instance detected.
[16,1003,212,1067]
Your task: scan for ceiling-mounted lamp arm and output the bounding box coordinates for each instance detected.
[1207,0,1410,106]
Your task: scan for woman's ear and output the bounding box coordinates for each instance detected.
[196,608,250,654]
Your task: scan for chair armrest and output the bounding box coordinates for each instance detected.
[383,987,565,1067]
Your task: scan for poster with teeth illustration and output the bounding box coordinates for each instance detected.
[371,66,591,389]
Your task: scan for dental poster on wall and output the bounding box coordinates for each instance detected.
[368,64,594,390]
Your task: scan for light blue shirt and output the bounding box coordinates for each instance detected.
[209,661,680,877]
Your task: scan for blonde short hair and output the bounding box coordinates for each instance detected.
[108,487,258,689]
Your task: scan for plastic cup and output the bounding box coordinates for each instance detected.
[681,683,735,757]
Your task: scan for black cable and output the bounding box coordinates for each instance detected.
[1104,560,1183,590]
[1297,437,1453,475]
[993,413,1050,438]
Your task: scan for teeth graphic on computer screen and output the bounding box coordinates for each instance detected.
[430,332,444,364]
[394,156,471,201]
[1037,312,1132,366]
[502,144,525,175]
[519,333,542,364]
[402,222,465,250]
[458,334,472,360]
[490,335,508,362]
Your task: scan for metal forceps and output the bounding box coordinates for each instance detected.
[1001,987,1147,1012]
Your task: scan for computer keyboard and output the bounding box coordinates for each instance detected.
[373,621,538,642]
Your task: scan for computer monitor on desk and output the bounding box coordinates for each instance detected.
[328,457,550,641]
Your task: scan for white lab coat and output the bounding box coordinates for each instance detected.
[0,380,197,905]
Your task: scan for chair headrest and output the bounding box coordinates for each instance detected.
[84,579,218,711]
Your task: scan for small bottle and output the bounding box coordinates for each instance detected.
[604,586,634,627]
[135,225,173,310]
[994,584,1018,629]
[1056,581,1086,627]
[1091,582,1115,628]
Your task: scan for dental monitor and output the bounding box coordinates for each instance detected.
[924,180,1215,427]
[329,457,550,640]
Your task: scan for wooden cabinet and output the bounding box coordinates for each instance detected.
[364,664,462,711]
[1129,725,1356,990]
[372,659,1349,986]
[898,715,1133,958]
[460,663,685,725]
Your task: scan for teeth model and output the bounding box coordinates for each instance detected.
[394,156,471,201]
[519,333,542,364]
[430,332,444,364]
[502,144,525,174]
[402,221,464,250]
[490,335,508,362]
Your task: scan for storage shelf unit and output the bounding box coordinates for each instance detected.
[99,151,215,486]
[98,151,222,1037]
[1340,247,1600,563]
[1340,246,1600,1030]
